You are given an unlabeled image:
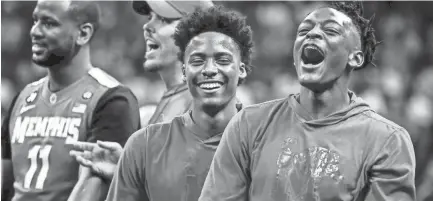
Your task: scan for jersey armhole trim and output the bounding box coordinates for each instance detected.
[88,68,120,88]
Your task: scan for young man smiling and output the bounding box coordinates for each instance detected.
[199,2,416,201]
[106,5,253,201]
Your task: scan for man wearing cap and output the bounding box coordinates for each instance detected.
[133,0,214,126]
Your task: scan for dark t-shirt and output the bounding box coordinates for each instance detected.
[107,111,221,201]
[200,92,416,201]
[1,68,140,201]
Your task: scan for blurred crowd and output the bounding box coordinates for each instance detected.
[2,1,433,200]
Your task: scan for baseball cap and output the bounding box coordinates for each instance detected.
[132,0,214,19]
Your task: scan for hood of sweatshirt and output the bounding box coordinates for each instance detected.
[288,91,374,126]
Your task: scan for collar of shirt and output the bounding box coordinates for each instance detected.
[182,111,223,144]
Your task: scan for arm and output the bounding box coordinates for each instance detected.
[68,86,141,201]
[366,129,416,201]
[106,129,149,201]
[199,112,250,201]
[2,93,19,201]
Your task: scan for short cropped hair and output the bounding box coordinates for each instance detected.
[68,1,100,40]
[174,5,254,84]
[329,1,380,70]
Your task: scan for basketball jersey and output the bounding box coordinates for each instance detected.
[8,68,121,201]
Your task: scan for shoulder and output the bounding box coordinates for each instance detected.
[21,77,46,96]
[87,68,138,109]
[237,97,289,122]
[359,110,410,139]
[123,127,149,158]
[242,97,288,113]
[355,111,413,158]
[138,116,185,156]
[14,77,47,106]
[87,68,120,89]
[146,116,183,141]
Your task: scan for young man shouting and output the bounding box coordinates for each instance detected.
[199,2,416,201]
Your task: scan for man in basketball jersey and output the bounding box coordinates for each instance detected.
[1,1,140,201]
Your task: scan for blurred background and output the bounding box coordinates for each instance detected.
[2,1,433,200]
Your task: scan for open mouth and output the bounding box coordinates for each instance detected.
[146,40,159,52]
[301,44,325,65]
[32,43,46,55]
[198,81,223,91]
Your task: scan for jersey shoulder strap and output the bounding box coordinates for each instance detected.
[87,68,120,89]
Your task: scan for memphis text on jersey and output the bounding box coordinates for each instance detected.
[11,116,81,144]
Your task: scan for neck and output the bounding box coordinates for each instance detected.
[47,47,92,92]
[158,60,184,90]
[191,97,238,137]
[299,77,350,119]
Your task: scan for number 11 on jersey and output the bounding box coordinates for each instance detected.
[24,145,52,189]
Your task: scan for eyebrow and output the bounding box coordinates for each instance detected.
[301,19,342,26]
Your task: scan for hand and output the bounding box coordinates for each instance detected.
[69,141,123,180]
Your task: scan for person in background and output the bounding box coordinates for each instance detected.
[134,0,214,127]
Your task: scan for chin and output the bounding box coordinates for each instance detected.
[32,56,53,68]
[32,51,70,67]
[143,60,162,72]
[300,78,334,93]
[200,97,227,109]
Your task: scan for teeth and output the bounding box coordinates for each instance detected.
[200,82,222,89]
[304,45,323,54]
[146,41,158,50]
[305,45,318,51]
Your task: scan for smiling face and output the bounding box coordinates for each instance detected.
[293,7,364,91]
[184,32,246,109]
[30,0,79,67]
[142,12,180,72]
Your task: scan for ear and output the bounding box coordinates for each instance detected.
[182,64,186,76]
[182,64,187,82]
[76,22,94,46]
[239,62,247,79]
[348,50,364,70]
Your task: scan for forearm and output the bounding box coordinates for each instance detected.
[68,166,109,201]
[74,176,110,201]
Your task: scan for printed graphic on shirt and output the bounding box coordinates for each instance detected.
[273,137,344,200]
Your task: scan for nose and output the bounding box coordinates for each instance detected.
[30,22,43,39]
[201,61,218,77]
[306,25,323,40]
[142,20,155,34]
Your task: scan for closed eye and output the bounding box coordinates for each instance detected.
[324,28,339,35]
[217,59,231,65]
[189,58,204,66]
